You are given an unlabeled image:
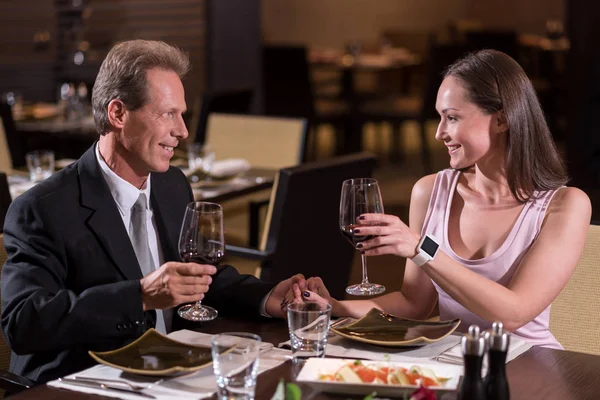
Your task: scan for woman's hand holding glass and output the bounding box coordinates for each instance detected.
[353,213,421,259]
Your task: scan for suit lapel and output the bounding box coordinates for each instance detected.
[78,146,143,281]
[151,174,181,263]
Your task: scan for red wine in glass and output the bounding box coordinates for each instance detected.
[339,178,386,296]
[340,224,376,248]
[177,202,224,322]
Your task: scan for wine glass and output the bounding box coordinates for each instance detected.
[177,201,224,321]
[339,178,386,296]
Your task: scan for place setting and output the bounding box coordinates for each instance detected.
[279,301,464,398]
[178,143,271,200]
[48,328,292,400]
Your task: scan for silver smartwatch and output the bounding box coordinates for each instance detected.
[411,234,440,267]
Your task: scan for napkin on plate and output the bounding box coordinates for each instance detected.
[278,333,461,364]
[209,158,250,178]
[48,330,291,400]
[436,334,532,365]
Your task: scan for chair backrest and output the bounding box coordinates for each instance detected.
[0,119,12,174]
[549,223,600,354]
[258,153,377,299]
[0,103,25,168]
[205,113,307,169]
[0,234,11,374]
[262,45,315,118]
[0,173,10,232]
[192,89,254,145]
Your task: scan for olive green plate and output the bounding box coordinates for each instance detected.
[88,329,214,376]
[331,308,461,347]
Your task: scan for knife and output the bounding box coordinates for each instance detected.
[58,377,157,399]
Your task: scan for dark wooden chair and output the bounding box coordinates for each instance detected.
[226,153,377,299]
[0,233,37,397]
[192,89,254,146]
[262,45,349,160]
[0,173,11,232]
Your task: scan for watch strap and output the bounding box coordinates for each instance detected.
[411,251,431,267]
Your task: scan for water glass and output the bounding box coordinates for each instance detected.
[287,302,331,360]
[211,332,261,400]
[26,150,55,182]
[187,143,215,174]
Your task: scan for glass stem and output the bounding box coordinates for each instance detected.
[360,253,370,285]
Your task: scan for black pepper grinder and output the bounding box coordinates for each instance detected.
[458,324,487,400]
[485,321,511,400]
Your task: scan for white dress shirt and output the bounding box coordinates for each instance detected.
[95,145,274,323]
[95,145,171,331]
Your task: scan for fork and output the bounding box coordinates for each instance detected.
[71,376,164,391]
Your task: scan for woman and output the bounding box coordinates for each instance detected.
[302,49,591,349]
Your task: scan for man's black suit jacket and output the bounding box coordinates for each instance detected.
[0,145,275,382]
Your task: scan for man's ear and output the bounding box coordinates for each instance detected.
[107,99,126,130]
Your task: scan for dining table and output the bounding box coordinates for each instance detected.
[9,317,600,400]
[309,48,422,156]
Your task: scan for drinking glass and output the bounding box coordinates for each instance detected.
[287,302,331,361]
[177,201,224,321]
[25,150,55,182]
[211,332,261,400]
[339,178,386,296]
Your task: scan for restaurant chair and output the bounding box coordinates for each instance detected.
[205,113,308,247]
[0,123,11,175]
[190,88,254,146]
[0,103,26,169]
[205,113,307,169]
[361,42,470,173]
[0,173,11,232]
[549,222,600,355]
[225,152,377,300]
[262,45,349,160]
[0,233,37,397]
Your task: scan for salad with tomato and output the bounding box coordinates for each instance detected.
[318,360,450,387]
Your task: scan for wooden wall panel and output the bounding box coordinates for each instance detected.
[0,1,57,101]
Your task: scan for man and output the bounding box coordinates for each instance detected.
[0,40,308,383]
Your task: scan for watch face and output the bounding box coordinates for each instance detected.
[421,236,439,257]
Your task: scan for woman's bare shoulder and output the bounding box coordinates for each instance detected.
[549,186,591,214]
[411,173,437,203]
[545,186,592,228]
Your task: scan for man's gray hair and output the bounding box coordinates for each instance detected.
[91,40,190,135]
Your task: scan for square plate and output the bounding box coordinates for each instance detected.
[331,308,461,347]
[88,329,215,376]
[296,358,461,397]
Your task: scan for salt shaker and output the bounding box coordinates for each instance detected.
[485,321,510,400]
[457,324,486,400]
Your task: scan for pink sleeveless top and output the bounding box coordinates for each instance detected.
[422,169,562,349]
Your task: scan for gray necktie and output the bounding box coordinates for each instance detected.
[130,193,169,333]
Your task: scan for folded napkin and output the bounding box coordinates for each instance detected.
[8,177,36,199]
[436,334,532,366]
[279,334,461,364]
[48,330,291,400]
[209,158,250,178]
[279,331,530,368]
